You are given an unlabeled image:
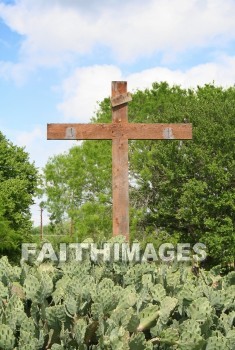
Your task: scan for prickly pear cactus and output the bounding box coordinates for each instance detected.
[50,345,64,350]
[0,254,234,349]
[0,324,15,350]
[23,274,41,301]
[205,334,227,350]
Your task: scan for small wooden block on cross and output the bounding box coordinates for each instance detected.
[47,81,192,241]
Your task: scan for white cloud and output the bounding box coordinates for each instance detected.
[128,56,235,89]
[1,0,235,71]
[58,65,122,121]
[57,56,235,123]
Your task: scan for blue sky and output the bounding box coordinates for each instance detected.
[1,0,235,225]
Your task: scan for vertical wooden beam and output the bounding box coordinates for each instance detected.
[112,81,129,240]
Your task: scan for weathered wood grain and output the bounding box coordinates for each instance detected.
[111,92,132,107]
[47,123,192,140]
[112,81,129,240]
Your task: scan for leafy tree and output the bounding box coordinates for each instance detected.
[43,83,235,264]
[44,139,112,238]
[0,131,38,258]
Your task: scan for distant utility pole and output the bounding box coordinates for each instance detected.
[40,207,43,240]
[39,202,45,240]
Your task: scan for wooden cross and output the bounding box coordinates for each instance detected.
[47,81,192,240]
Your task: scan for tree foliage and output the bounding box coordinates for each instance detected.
[44,139,112,239]
[43,83,235,264]
[0,132,38,257]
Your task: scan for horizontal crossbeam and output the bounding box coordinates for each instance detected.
[47,123,192,140]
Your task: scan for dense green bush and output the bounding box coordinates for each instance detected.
[0,251,234,349]
[0,131,38,260]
